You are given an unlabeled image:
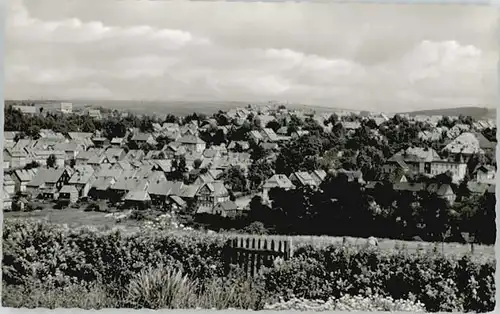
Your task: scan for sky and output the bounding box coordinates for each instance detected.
[5,0,499,112]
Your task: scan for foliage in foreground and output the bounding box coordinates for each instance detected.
[264,295,426,312]
[2,219,496,312]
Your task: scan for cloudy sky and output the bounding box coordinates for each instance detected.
[5,0,498,112]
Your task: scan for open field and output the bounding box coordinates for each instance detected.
[3,208,142,234]
[5,206,494,262]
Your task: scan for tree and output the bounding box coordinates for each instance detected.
[265,120,281,132]
[248,159,274,190]
[218,165,248,193]
[156,135,172,149]
[164,114,179,124]
[46,154,57,168]
[171,156,187,180]
[275,134,323,175]
[243,221,268,235]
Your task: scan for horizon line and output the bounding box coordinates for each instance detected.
[4,98,494,114]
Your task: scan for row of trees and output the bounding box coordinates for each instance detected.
[246,173,495,244]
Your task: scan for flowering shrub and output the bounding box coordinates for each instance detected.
[2,219,226,293]
[264,295,426,312]
[262,244,495,312]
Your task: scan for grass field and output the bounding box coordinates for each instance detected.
[4,207,495,262]
[3,208,142,234]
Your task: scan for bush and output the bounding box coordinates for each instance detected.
[1,219,495,312]
[125,266,197,309]
[264,295,426,312]
[243,221,268,235]
[262,245,496,312]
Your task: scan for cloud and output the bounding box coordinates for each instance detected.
[5,0,497,112]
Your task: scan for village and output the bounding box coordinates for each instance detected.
[2,101,497,241]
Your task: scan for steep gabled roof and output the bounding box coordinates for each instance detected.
[68,165,95,185]
[59,185,78,194]
[27,168,67,187]
[264,174,295,189]
[124,190,151,202]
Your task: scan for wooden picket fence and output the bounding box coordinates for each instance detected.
[224,235,294,277]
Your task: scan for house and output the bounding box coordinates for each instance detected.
[466,182,490,196]
[341,121,362,131]
[336,169,365,184]
[169,195,187,211]
[203,148,221,159]
[377,171,408,184]
[131,132,157,147]
[196,181,230,210]
[144,150,165,160]
[427,183,456,205]
[54,142,86,162]
[430,159,468,183]
[393,182,425,195]
[262,174,295,202]
[112,161,134,172]
[13,139,35,151]
[26,167,71,199]
[3,186,13,211]
[261,142,279,151]
[310,170,327,186]
[147,180,183,207]
[12,168,38,193]
[75,148,105,166]
[123,190,152,209]
[87,153,110,169]
[3,174,16,196]
[124,150,145,163]
[104,148,126,163]
[110,137,125,147]
[474,165,496,184]
[291,130,310,139]
[276,126,288,136]
[178,135,206,153]
[194,172,216,185]
[27,149,65,168]
[12,105,39,116]
[386,147,441,175]
[88,109,102,120]
[261,128,279,142]
[67,132,94,143]
[3,150,10,170]
[4,131,19,146]
[39,129,66,140]
[109,170,149,198]
[289,171,318,187]
[249,130,264,143]
[177,184,201,204]
[89,177,116,199]
[68,165,95,197]
[92,137,109,148]
[198,200,245,219]
[152,159,172,174]
[180,123,199,136]
[442,132,485,157]
[58,185,79,204]
[4,148,29,169]
[164,142,184,159]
